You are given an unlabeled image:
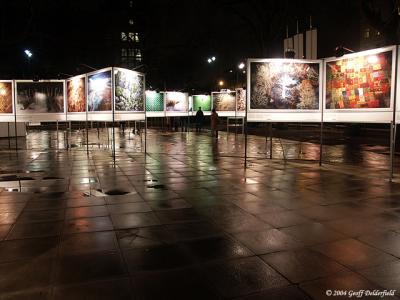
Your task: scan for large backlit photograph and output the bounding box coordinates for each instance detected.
[326,50,392,109]
[193,95,211,111]
[250,61,320,109]
[212,91,236,111]
[115,69,144,111]
[67,76,86,113]
[165,92,188,111]
[0,82,13,113]
[16,81,64,114]
[88,70,112,111]
[145,91,164,112]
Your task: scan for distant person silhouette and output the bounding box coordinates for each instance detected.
[211,108,219,138]
[195,107,205,132]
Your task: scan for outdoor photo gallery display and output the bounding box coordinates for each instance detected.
[247,58,322,122]
[165,91,189,116]
[0,81,14,121]
[15,80,66,122]
[212,91,236,117]
[324,45,396,123]
[113,68,145,121]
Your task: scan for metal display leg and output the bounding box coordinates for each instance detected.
[390,121,396,181]
[319,121,323,166]
[269,123,273,159]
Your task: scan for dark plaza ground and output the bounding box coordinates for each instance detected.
[0,126,399,299]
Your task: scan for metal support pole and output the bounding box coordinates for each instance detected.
[7,122,10,149]
[390,122,396,180]
[319,121,324,166]
[56,121,59,150]
[269,123,273,159]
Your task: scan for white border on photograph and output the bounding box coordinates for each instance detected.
[0,80,15,122]
[246,58,323,123]
[15,79,66,122]
[323,45,396,123]
[113,67,145,121]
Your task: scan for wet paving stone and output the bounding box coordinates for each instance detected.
[0,129,399,299]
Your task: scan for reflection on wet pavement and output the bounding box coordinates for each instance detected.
[0,128,399,299]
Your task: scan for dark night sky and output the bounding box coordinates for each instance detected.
[0,0,387,91]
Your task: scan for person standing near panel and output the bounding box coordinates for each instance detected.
[195,107,204,132]
[211,108,219,138]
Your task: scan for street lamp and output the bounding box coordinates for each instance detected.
[238,62,245,69]
[207,56,216,63]
[218,80,224,87]
[24,49,33,58]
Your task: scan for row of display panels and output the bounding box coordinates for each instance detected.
[0,67,146,122]
[247,45,397,123]
[145,90,246,117]
[0,68,246,122]
[0,45,399,124]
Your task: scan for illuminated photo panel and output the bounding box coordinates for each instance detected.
[145,91,164,112]
[192,95,211,111]
[88,70,112,111]
[0,81,13,113]
[114,68,144,111]
[165,92,188,112]
[326,50,393,109]
[250,61,320,110]
[212,91,236,111]
[67,75,86,113]
[16,81,64,114]
[236,88,246,111]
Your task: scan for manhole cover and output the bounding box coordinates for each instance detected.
[104,189,130,195]
[146,184,167,190]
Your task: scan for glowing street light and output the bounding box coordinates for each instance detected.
[238,62,245,69]
[207,56,216,63]
[218,80,224,87]
[24,49,33,58]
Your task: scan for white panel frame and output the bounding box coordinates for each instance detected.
[0,80,15,122]
[15,80,66,122]
[211,91,237,117]
[323,45,396,124]
[247,58,323,123]
[86,67,113,122]
[66,74,87,121]
[113,67,146,121]
[164,91,189,117]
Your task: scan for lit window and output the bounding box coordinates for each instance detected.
[377,31,381,36]
[121,48,127,56]
[129,19,134,25]
[364,28,370,39]
[136,49,142,57]
[121,32,127,41]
